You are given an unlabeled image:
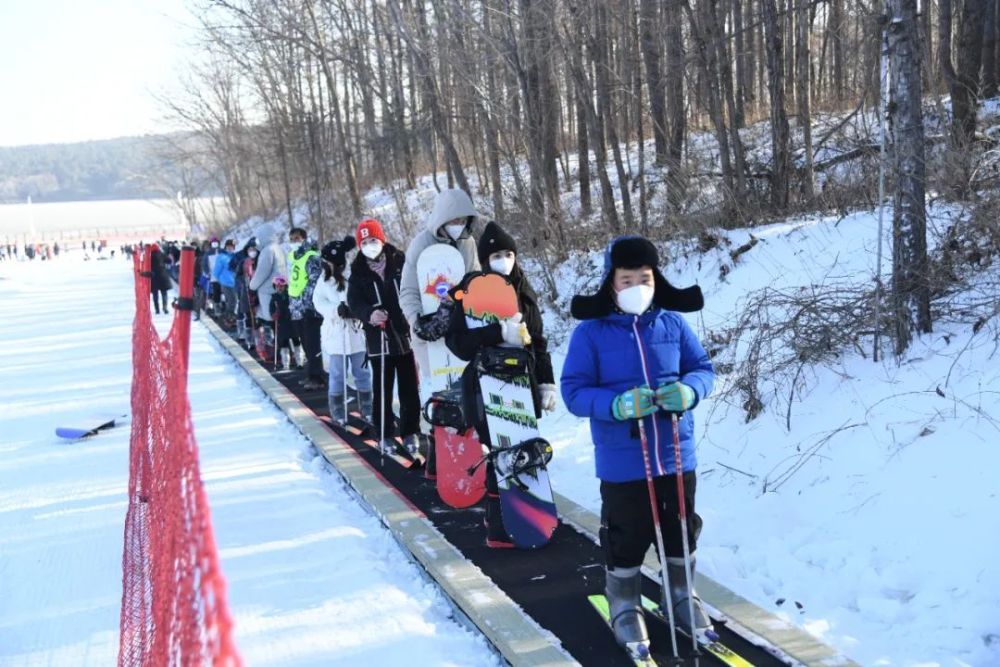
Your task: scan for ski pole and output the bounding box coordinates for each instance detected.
[342,316,349,422]
[379,326,387,469]
[670,410,701,652]
[630,317,681,662]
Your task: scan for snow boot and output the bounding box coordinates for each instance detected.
[403,433,420,456]
[605,566,651,655]
[484,493,513,548]
[358,391,373,422]
[329,395,346,424]
[666,555,715,642]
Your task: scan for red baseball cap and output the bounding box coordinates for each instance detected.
[356,218,386,246]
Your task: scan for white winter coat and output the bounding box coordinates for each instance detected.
[248,223,287,321]
[398,188,481,327]
[312,275,366,356]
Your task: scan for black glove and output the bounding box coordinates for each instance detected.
[414,301,453,342]
[337,302,352,319]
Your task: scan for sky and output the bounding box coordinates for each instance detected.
[0,0,194,147]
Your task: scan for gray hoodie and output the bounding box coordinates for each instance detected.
[398,188,481,326]
[248,223,287,321]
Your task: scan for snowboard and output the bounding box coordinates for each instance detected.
[56,413,128,440]
[416,244,467,392]
[455,272,557,549]
[424,388,486,508]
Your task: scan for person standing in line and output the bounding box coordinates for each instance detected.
[313,235,371,423]
[347,219,422,455]
[560,235,715,652]
[444,221,558,547]
[287,227,326,390]
[247,223,287,340]
[213,239,238,328]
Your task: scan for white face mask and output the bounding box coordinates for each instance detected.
[289,241,302,253]
[489,257,515,276]
[444,223,465,241]
[211,242,219,249]
[615,284,655,315]
[248,250,258,258]
[361,240,384,259]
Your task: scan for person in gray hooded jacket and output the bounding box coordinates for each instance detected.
[248,222,288,323]
[398,188,482,332]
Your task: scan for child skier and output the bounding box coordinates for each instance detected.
[346,219,422,456]
[445,221,557,547]
[269,276,297,370]
[560,235,715,654]
[312,235,372,424]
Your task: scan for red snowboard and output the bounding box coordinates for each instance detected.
[434,425,486,508]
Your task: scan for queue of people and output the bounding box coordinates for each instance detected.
[139,187,717,653]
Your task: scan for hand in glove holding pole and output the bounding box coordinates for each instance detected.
[655,381,696,412]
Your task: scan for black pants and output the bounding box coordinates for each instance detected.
[600,472,701,568]
[293,311,324,380]
[151,290,169,313]
[369,350,421,439]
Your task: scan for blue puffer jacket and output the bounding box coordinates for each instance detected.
[212,250,236,288]
[561,309,715,482]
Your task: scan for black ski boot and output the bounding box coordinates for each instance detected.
[329,395,346,424]
[358,391,373,423]
[605,566,651,657]
[666,555,716,643]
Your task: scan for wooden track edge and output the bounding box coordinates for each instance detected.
[200,317,577,667]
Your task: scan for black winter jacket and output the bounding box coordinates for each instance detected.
[149,249,172,292]
[445,266,554,440]
[346,244,412,357]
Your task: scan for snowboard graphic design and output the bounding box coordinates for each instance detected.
[424,389,486,508]
[456,272,557,548]
[416,244,467,392]
[56,413,128,440]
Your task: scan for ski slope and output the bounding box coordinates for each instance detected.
[0,254,497,667]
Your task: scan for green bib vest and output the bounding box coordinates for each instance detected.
[288,249,318,297]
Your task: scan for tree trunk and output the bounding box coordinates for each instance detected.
[665,0,687,207]
[763,0,792,209]
[887,0,932,354]
[640,0,669,164]
[982,0,998,96]
[796,0,815,198]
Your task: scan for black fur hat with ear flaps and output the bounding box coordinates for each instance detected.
[569,235,704,320]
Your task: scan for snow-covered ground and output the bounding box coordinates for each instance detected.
[0,254,497,667]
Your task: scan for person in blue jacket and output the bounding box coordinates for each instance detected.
[561,235,715,654]
[212,239,238,327]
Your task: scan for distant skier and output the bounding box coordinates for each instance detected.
[148,243,173,315]
[312,236,371,423]
[560,235,715,653]
[444,221,557,547]
[347,218,421,455]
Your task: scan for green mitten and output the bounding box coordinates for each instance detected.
[655,382,696,412]
[612,387,658,420]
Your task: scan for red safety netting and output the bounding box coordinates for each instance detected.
[119,247,241,667]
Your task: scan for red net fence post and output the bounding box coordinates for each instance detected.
[119,245,241,666]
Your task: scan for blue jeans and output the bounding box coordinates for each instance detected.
[328,351,371,395]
